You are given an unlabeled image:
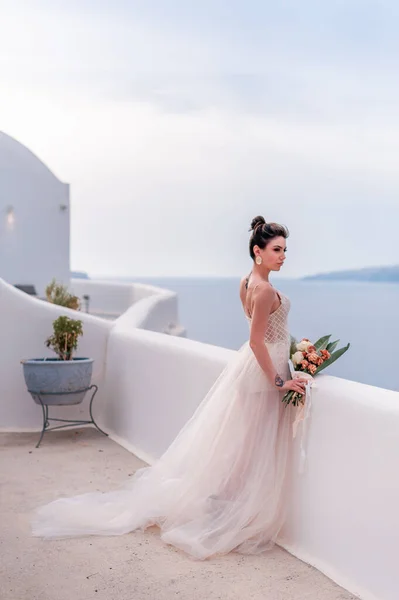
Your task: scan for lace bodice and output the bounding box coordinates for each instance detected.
[246,291,291,345]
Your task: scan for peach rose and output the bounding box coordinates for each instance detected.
[307,345,317,353]
[307,352,320,364]
[300,359,309,370]
[308,363,317,375]
[320,349,331,360]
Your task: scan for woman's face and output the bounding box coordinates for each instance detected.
[255,236,287,271]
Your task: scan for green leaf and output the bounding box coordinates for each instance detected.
[45,278,81,310]
[289,335,298,357]
[45,316,83,360]
[282,390,293,405]
[326,339,339,352]
[315,343,350,374]
[314,335,332,351]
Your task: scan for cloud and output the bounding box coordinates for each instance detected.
[0,0,398,277]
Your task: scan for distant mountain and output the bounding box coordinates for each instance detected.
[303,265,399,282]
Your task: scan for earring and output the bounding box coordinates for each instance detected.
[255,256,262,265]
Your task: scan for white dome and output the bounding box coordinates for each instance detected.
[0,131,63,183]
[0,131,70,296]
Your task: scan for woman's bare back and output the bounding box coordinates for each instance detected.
[239,274,281,320]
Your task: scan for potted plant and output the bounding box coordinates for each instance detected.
[22,315,94,405]
[45,279,81,310]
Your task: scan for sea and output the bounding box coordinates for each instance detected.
[123,277,398,393]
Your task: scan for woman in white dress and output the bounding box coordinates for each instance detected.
[33,215,308,560]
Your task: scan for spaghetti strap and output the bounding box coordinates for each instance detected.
[245,272,262,291]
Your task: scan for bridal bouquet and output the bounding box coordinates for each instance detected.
[283,335,350,407]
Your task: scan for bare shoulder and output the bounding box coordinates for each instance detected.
[252,280,274,299]
[251,282,276,313]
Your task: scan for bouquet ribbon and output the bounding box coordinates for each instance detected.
[292,373,315,474]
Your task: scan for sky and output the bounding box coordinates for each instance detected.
[0,0,398,278]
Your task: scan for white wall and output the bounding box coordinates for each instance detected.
[0,278,112,430]
[0,132,70,297]
[280,377,399,600]
[103,327,233,462]
[102,327,399,600]
[113,290,181,334]
[71,279,185,335]
[0,276,183,431]
[70,279,137,318]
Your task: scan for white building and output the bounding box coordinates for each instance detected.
[0,132,185,333]
[0,131,70,297]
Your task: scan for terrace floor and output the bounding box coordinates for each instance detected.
[1,429,358,600]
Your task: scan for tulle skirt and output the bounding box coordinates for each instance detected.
[32,340,294,560]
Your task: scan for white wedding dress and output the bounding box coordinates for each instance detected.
[33,291,294,559]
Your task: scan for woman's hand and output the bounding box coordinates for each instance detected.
[277,377,308,395]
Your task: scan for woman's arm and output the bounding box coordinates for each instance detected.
[249,284,306,394]
[249,283,282,387]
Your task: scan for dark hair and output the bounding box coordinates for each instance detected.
[249,215,289,260]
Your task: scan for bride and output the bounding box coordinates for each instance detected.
[33,215,308,560]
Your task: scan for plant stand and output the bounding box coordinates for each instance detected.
[29,384,108,448]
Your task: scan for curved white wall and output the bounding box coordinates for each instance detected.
[0,276,183,431]
[102,327,399,600]
[0,132,70,296]
[0,278,112,430]
[70,279,137,319]
[103,327,234,462]
[71,278,185,335]
[114,290,182,334]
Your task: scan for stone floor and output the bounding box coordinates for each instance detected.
[0,429,359,600]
